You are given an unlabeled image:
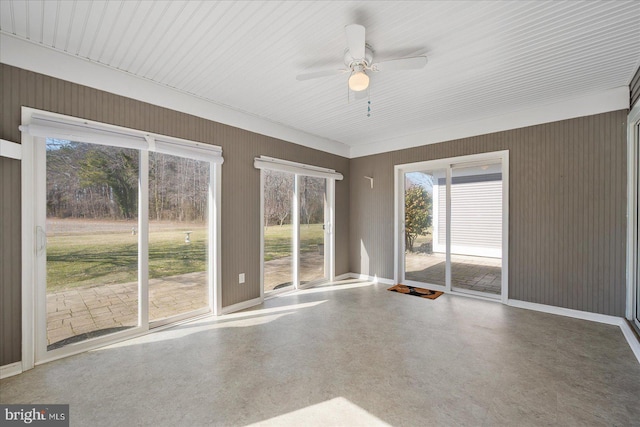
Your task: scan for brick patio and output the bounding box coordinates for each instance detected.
[404,252,502,295]
[47,272,208,347]
[47,253,325,348]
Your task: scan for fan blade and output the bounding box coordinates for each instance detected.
[296,69,348,81]
[345,24,365,60]
[371,56,427,72]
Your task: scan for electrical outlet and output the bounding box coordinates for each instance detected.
[239,273,245,284]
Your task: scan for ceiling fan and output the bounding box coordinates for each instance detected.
[296,24,427,93]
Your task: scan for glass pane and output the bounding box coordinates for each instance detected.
[450,162,502,296]
[263,170,294,292]
[299,176,326,284]
[46,139,139,350]
[404,170,446,287]
[148,153,209,323]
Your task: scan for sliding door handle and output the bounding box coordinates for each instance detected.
[36,226,47,255]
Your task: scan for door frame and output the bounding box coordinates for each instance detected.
[256,156,342,299]
[627,102,640,331]
[20,107,223,369]
[394,150,509,303]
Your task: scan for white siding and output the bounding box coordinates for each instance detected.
[435,173,502,257]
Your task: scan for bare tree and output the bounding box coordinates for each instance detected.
[263,170,294,227]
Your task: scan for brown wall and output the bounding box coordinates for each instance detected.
[350,110,628,316]
[631,66,640,109]
[0,63,350,366]
[0,157,21,365]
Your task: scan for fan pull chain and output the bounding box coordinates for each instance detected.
[367,100,371,117]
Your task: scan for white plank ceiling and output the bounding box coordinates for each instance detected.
[1,0,639,156]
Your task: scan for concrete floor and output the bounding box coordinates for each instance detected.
[2,280,639,426]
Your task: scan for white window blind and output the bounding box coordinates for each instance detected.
[254,156,343,180]
[19,114,224,164]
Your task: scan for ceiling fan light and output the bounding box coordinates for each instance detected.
[348,70,369,91]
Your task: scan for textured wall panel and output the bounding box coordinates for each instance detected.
[0,157,22,365]
[350,110,628,316]
[0,63,349,365]
[631,66,640,108]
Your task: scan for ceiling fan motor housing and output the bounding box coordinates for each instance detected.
[344,44,374,69]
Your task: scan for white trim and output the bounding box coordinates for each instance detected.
[445,167,452,290]
[620,321,640,363]
[627,103,640,326]
[260,170,265,302]
[212,163,223,316]
[0,33,349,158]
[138,151,150,331]
[327,180,336,281]
[507,299,624,325]
[0,362,23,379]
[350,86,630,158]
[254,156,343,180]
[19,111,224,163]
[293,176,300,289]
[507,299,640,364]
[0,139,22,160]
[501,152,510,304]
[333,273,354,281]
[149,307,211,329]
[20,108,35,371]
[220,297,263,315]
[393,166,400,285]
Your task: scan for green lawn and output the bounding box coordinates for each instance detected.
[264,223,324,261]
[47,228,207,291]
[46,223,324,291]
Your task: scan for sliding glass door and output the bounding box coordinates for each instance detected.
[450,162,503,297]
[26,110,222,364]
[258,157,341,296]
[148,153,210,325]
[263,170,295,292]
[299,176,327,285]
[396,152,508,301]
[45,140,140,350]
[403,170,447,287]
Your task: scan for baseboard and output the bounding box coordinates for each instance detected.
[333,273,354,281]
[220,297,263,315]
[507,299,622,325]
[0,361,23,379]
[508,299,640,364]
[619,321,640,363]
[347,273,395,285]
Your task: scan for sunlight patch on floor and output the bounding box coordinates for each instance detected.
[245,397,391,427]
[94,300,327,350]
